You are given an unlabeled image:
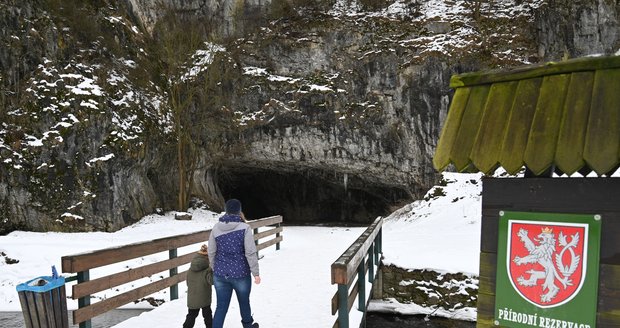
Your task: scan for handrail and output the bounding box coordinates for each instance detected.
[330,216,383,328]
[61,215,283,328]
[62,230,210,273]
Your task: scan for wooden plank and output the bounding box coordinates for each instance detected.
[523,74,570,175]
[331,291,338,315]
[599,280,620,314]
[597,313,620,327]
[584,68,620,175]
[470,81,518,174]
[256,236,283,251]
[72,252,195,299]
[603,229,620,260]
[476,323,495,328]
[601,263,620,290]
[598,280,620,328]
[254,226,283,241]
[486,175,620,210]
[42,291,55,328]
[347,278,359,312]
[499,78,542,174]
[482,182,620,212]
[18,291,34,328]
[449,85,491,171]
[450,55,620,88]
[247,216,282,229]
[25,292,39,327]
[51,287,63,328]
[62,230,210,273]
[433,87,471,171]
[59,285,69,328]
[480,212,499,255]
[331,217,382,285]
[479,252,497,295]
[34,292,49,328]
[554,71,594,174]
[73,270,188,324]
[476,292,496,327]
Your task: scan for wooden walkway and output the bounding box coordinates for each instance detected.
[110,226,366,328]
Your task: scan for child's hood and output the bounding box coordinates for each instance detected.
[189,254,209,272]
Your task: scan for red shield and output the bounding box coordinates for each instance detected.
[507,220,587,308]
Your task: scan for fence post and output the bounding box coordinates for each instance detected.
[367,243,374,283]
[77,270,92,328]
[374,240,379,267]
[276,222,281,251]
[377,227,383,254]
[337,283,349,328]
[169,249,178,300]
[253,227,259,257]
[357,262,366,312]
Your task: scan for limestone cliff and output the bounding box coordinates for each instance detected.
[1,0,618,232]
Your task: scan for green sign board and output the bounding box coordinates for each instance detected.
[495,211,602,328]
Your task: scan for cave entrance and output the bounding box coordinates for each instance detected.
[217,166,411,225]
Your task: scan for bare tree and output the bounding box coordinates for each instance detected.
[472,0,483,21]
[152,9,207,211]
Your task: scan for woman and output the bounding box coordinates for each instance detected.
[208,199,261,328]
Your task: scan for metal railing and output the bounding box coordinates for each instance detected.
[61,215,283,328]
[330,216,383,328]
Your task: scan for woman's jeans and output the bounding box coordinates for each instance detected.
[213,274,253,328]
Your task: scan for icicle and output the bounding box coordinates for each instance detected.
[343,173,348,192]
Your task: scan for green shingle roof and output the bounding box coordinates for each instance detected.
[433,56,620,176]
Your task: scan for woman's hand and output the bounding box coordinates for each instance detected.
[254,275,261,284]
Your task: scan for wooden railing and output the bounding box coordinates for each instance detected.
[61,215,283,328]
[330,216,383,328]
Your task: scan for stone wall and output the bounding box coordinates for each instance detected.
[377,265,478,313]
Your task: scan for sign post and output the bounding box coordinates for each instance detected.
[495,211,602,327]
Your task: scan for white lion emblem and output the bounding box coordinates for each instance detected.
[512,227,581,303]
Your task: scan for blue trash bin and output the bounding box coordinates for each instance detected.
[16,276,68,328]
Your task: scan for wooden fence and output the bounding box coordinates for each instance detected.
[330,216,383,328]
[61,215,283,328]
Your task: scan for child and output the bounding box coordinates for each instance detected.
[183,244,213,328]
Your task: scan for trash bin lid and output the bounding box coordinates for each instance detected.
[16,276,65,293]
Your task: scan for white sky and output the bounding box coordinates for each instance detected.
[0,171,482,326]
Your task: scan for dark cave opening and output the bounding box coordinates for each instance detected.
[218,166,411,225]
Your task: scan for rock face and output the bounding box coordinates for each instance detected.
[536,1,620,59]
[378,265,478,315]
[123,0,275,38]
[1,0,620,232]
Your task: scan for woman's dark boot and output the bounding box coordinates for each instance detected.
[241,320,259,328]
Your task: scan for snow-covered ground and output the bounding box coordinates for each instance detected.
[0,171,486,327]
[3,168,618,326]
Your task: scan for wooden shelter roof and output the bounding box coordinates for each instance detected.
[433,56,620,176]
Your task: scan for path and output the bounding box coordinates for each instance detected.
[111,226,366,328]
